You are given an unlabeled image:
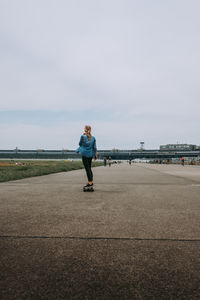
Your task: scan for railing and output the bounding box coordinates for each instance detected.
[0,149,200,160]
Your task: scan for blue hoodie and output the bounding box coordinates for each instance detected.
[76,134,97,158]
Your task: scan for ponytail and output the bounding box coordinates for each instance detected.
[85,125,92,140]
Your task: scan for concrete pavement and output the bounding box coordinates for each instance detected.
[0,163,200,299]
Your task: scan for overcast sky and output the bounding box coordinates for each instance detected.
[0,0,199,150]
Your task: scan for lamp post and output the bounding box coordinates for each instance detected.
[140,142,145,150]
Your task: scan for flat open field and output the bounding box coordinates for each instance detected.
[0,163,200,299]
[0,160,103,182]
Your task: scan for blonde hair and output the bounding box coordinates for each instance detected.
[84,125,92,140]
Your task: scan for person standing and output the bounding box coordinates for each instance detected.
[76,125,97,191]
[103,157,107,167]
[108,156,112,167]
[181,157,185,166]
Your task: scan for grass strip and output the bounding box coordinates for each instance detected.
[0,160,103,182]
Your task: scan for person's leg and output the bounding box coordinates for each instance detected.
[88,157,93,184]
[82,156,93,184]
[82,156,89,181]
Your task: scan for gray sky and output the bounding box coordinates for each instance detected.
[0,0,200,149]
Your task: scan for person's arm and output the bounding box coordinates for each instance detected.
[93,138,97,160]
[79,135,83,146]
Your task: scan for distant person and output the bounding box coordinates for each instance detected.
[181,157,185,166]
[108,156,112,167]
[129,159,132,165]
[76,125,97,191]
[103,157,107,166]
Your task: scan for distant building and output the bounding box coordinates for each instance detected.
[160,144,197,151]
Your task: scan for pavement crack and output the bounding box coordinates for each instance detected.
[0,235,200,242]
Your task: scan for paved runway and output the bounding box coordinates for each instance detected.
[0,163,200,299]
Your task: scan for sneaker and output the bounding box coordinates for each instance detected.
[84,183,93,188]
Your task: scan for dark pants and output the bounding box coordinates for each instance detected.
[82,156,93,182]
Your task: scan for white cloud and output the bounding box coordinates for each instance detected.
[0,116,199,150]
[0,0,200,147]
